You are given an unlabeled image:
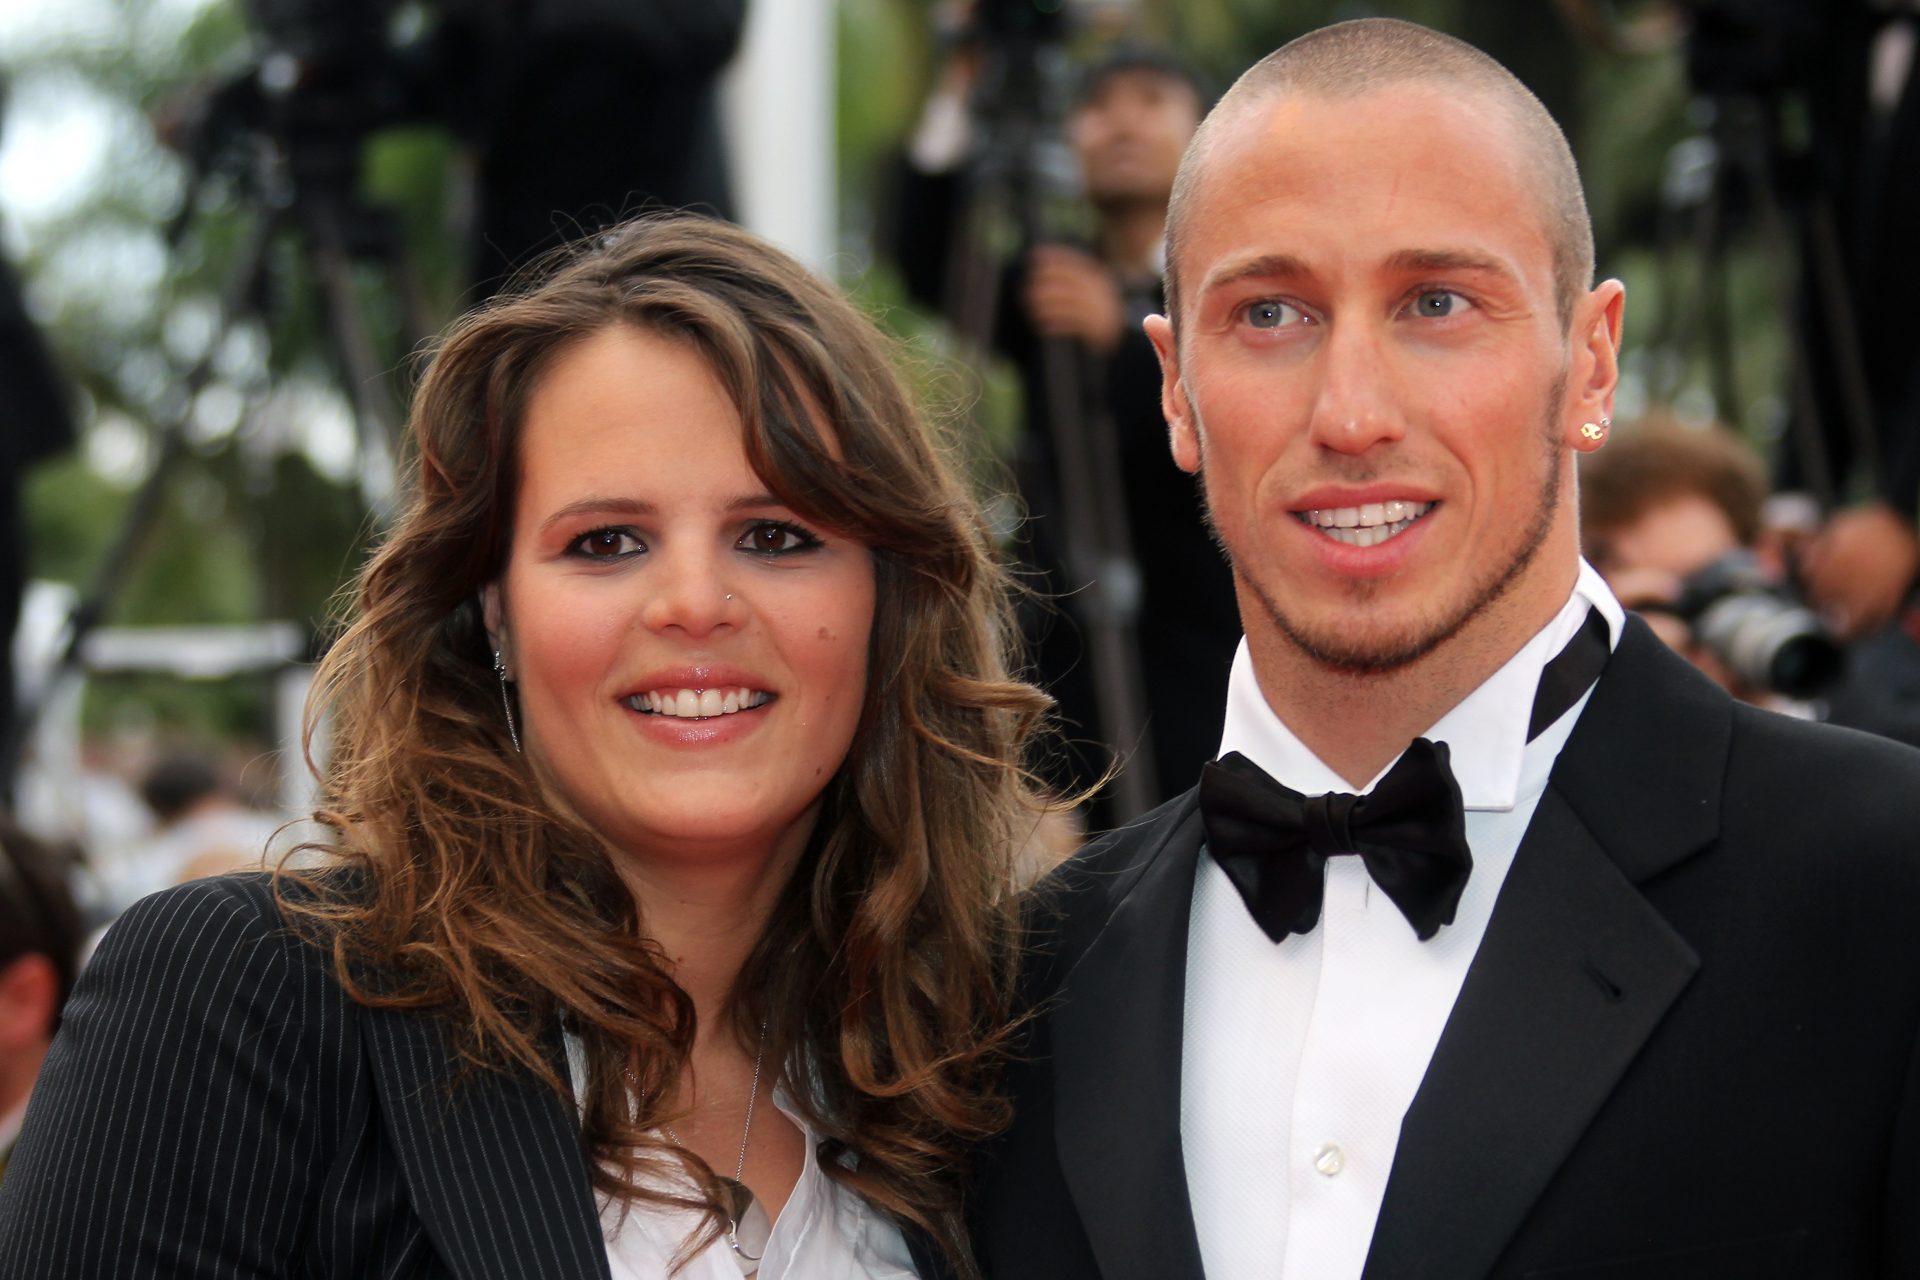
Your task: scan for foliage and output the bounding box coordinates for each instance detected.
[6,0,1789,753]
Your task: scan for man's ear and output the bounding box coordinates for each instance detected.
[1563,279,1626,451]
[1144,314,1201,475]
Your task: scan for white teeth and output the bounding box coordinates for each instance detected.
[627,687,769,719]
[1297,501,1434,547]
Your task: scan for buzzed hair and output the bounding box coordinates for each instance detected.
[1163,19,1595,331]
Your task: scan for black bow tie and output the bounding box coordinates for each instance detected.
[1200,607,1612,943]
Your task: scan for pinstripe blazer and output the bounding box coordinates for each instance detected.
[0,873,617,1279]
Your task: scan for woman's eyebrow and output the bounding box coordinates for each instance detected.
[539,497,655,533]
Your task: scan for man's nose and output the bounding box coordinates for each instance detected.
[639,548,741,638]
[1305,321,1407,455]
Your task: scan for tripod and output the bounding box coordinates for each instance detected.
[0,114,431,792]
[943,31,1158,822]
[1651,87,1878,514]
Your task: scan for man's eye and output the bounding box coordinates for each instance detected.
[738,521,822,556]
[1408,289,1472,319]
[1243,300,1310,330]
[569,528,644,558]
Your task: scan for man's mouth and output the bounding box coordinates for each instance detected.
[1293,499,1436,548]
[624,688,771,719]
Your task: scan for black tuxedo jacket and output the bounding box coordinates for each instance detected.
[0,875,943,1279]
[971,617,1920,1279]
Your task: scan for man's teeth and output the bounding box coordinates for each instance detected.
[1297,500,1434,547]
[627,688,769,718]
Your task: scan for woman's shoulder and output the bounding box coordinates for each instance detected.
[93,867,364,995]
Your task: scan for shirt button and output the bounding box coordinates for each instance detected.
[1313,1142,1345,1177]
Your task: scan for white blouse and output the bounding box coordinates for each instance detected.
[565,1035,920,1280]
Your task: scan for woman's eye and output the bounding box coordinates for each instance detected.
[1243,299,1310,330]
[569,528,644,558]
[739,521,821,556]
[1408,289,1472,319]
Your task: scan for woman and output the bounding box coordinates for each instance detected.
[0,216,1050,1278]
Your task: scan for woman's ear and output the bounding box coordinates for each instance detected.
[481,584,507,672]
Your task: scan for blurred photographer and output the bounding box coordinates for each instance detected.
[889,32,1240,809]
[1582,419,1920,744]
[0,817,85,1184]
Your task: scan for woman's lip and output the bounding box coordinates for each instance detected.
[620,665,771,699]
[621,696,771,745]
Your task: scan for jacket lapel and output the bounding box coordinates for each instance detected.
[360,1003,611,1280]
[1363,619,1728,1279]
[1051,797,1209,1280]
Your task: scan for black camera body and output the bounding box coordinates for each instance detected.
[1670,550,1844,698]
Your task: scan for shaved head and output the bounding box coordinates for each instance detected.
[1164,18,1594,331]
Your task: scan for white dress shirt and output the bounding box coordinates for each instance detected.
[564,1036,919,1280]
[1181,563,1624,1279]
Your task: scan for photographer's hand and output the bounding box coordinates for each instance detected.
[1022,245,1125,356]
[1803,502,1920,638]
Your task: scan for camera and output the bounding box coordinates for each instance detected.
[1670,550,1844,698]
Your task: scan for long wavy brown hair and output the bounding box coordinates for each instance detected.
[278,214,1052,1272]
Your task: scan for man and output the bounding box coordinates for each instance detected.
[893,44,1241,810]
[970,18,1920,1279]
[0,818,84,1183]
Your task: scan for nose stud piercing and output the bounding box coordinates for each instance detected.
[1580,416,1612,443]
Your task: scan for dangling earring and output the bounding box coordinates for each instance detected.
[493,649,522,753]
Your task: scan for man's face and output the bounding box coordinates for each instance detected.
[1147,83,1623,676]
[1069,68,1201,208]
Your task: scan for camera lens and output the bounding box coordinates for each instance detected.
[1694,594,1845,699]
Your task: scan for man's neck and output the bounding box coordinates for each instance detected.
[1096,200,1168,278]
[1244,566,1580,789]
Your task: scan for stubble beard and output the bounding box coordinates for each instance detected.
[1194,375,1567,677]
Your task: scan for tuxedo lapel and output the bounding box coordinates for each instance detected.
[360,1003,610,1280]
[1364,619,1727,1279]
[1050,797,1209,1280]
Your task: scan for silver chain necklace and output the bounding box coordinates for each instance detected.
[628,1020,772,1275]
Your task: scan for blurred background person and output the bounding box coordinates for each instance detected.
[0,816,84,1184]
[1581,417,1920,745]
[1761,0,1920,642]
[888,34,1238,820]
[0,74,78,804]
[445,0,748,296]
[116,748,280,907]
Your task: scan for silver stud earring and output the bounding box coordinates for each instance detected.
[493,649,522,754]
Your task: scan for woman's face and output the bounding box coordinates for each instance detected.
[486,324,876,871]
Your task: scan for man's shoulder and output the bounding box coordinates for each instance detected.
[1725,702,1920,802]
[1020,790,1202,988]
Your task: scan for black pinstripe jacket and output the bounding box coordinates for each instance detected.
[0,875,945,1279]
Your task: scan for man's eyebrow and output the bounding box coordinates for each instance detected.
[1198,253,1314,297]
[1381,247,1519,281]
[537,493,789,533]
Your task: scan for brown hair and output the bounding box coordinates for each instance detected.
[1164,18,1594,331]
[1579,416,1769,564]
[278,214,1051,1271]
